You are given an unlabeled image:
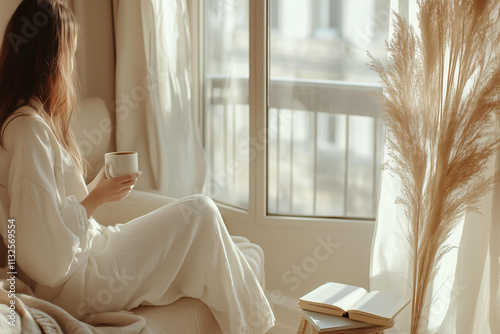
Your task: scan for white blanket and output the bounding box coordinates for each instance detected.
[0,270,150,334]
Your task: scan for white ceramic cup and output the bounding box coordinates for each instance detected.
[104,151,138,178]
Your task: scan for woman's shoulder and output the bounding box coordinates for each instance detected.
[2,106,52,150]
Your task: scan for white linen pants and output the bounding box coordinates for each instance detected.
[47,195,275,334]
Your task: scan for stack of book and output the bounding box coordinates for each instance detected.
[298,282,410,333]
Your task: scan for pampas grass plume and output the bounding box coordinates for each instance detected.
[370,0,500,332]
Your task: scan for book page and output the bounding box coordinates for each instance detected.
[348,290,410,320]
[299,282,368,313]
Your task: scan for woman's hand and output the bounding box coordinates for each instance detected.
[81,167,142,218]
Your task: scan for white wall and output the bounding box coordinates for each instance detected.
[0,0,21,39]
[223,212,374,333]
[68,0,116,112]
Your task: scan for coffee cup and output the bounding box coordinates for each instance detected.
[104,151,138,178]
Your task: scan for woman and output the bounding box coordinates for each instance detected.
[0,1,275,333]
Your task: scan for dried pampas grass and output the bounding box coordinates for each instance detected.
[370,0,500,333]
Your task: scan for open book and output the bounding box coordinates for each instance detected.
[298,282,410,326]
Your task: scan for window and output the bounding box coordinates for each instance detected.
[270,0,280,30]
[203,0,250,209]
[313,0,342,39]
[202,0,389,221]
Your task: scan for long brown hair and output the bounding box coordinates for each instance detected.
[0,0,85,175]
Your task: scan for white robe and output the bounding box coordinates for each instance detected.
[0,106,275,334]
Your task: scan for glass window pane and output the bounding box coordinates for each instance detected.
[204,0,249,209]
[268,0,388,219]
[315,112,346,217]
[346,115,375,218]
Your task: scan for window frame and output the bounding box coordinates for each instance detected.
[196,0,380,230]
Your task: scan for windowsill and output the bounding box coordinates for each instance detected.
[215,200,376,231]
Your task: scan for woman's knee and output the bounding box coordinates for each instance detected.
[189,194,218,215]
[177,194,220,224]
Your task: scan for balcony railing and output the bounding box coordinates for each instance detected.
[205,75,384,220]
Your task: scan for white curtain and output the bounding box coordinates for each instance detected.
[370,1,500,333]
[113,0,206,197]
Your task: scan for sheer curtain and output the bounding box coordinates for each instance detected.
[370,1,500,333]
[113,0,206,197]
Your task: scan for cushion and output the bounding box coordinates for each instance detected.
[133,299,221,334]
[72,97,114,183]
